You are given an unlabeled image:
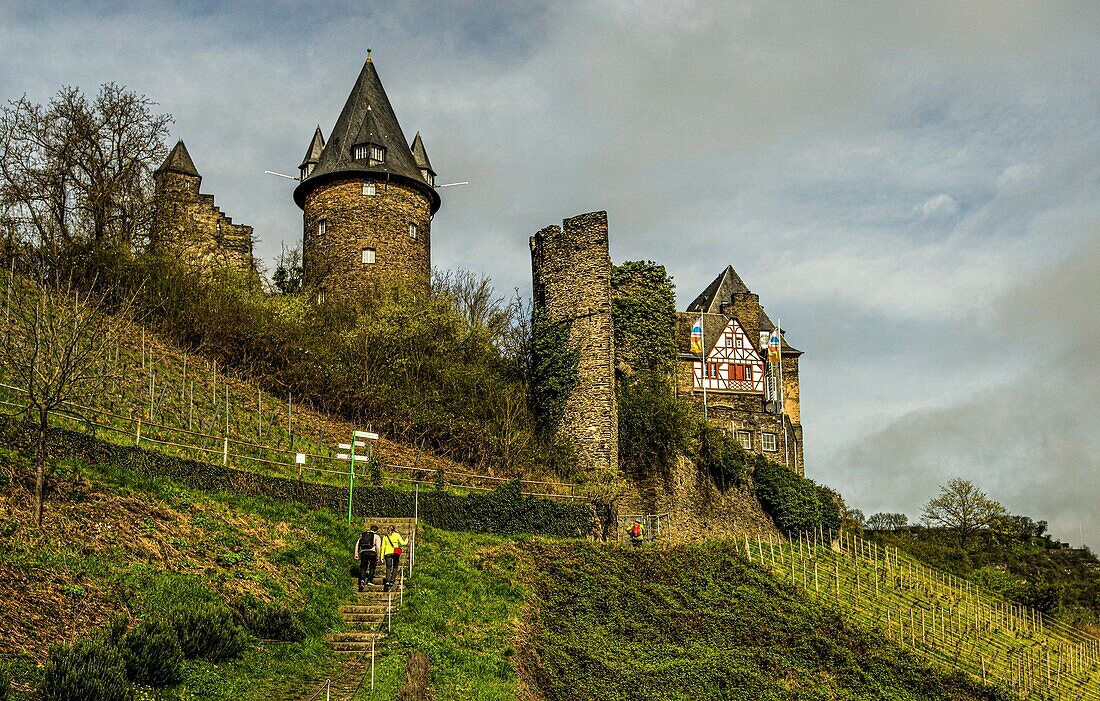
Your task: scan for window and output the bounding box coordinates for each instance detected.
[361,247,376,265]
[762,433,778,452]
[732,364,749,382]
[353,144,368,160]
[735,335,743,348]
[317,219,327,236]
[408,223,418,240]
[300,164,312,180]
[421,169,434,187]
[362,182,376,196]
[369,144,385,164]
[317,288,326,304]
[736,431,753,450]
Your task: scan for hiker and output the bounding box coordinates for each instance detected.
[355,524,380,591]
[628,519,644,547]
[381,525,408,592]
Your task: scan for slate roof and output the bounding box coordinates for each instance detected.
[410,132,434,175]
[300,126,325,168]
[293,56,440,212]
[680,264,802,356]
[156,139,200,178]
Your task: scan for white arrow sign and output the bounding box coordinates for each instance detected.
[336,453,371,462]
[354,430,379,440]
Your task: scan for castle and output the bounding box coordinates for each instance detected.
[152,53,804,477]
[152,52,440,300]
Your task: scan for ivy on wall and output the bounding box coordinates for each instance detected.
[610,261,677,375]
[528,310,580,437]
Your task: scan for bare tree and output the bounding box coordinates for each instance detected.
[0,83,171,267]
[866,512,909,531]
[0,273,126,526]
[921,478,1008,548]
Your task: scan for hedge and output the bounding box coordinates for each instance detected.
[0,418,594,538]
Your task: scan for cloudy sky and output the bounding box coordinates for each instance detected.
[4,1,1098,545]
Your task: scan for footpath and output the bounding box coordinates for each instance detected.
[300,516,418,701]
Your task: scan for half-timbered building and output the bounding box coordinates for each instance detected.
[676,265,805,474]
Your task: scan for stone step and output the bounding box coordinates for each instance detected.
[341,613,388,624]
[340,604,389,614]
[329,639,384,652]
[325,631,386,643]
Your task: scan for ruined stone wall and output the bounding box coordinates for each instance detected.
[530,211,618,474]
[151,173,254,274]
[302,177,431,301]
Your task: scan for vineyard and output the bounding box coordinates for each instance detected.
[745,529,1100,699]
[0,308,576,501]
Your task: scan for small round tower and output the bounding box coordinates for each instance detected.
[294,54,441,301]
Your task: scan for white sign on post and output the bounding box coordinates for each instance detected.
[295,453,306,465]
[337,443,352,451]
[355,430,380,440]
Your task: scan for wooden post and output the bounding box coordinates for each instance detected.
[223,437,228,466]
[135,417,141,445]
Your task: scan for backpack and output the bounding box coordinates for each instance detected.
[630,523,642,539]
[359,531,376,552]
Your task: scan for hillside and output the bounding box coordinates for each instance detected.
[0,442,358,699]
[359,530,1011,700]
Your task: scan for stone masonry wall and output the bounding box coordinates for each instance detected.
[302,177,432,300]
[530,211,618,474]
[151,172,255,274]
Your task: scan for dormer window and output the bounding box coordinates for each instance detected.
[300,164,313,180]
[354,143,385,164]
[421,169,435,187]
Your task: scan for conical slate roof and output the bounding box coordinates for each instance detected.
[300,125,325,168]
[410,132,434,175]
[294,56,439,212]
[156,139,200,178]
[686,265,750,314]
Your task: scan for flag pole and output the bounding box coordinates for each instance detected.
[701,314,708,420]
[778,318,789,469]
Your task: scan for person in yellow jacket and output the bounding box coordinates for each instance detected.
[381,525,408,592]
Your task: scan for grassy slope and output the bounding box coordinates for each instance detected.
[350,529,1009,701]
[0,444,360,699]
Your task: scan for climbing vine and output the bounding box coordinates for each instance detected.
[611,261,677,375]
[528,310,580,437]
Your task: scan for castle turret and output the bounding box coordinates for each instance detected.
[151,139,254,275]
[294,54,440,300]
[530,211,618,475]
[299,126,325,181]
[410,132,435,188]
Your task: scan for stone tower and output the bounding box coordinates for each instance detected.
[151,139,255,274]
[293,55,441,301]
[530,211,618,474]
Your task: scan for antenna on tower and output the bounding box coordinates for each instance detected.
[435,181,469,188]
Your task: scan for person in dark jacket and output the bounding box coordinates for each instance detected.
[355,524,380,591]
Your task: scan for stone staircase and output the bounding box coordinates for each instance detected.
[324,517,417,655]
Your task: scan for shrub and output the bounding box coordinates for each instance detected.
[40,638,132,701]
[121,620,183,687]
[752,456,840,535]
[697,423,748,489]
[236,598,306,642]
[167,601,247,662]
[0,664,10,701]
[528,310,579,436]
[617,371,693,479]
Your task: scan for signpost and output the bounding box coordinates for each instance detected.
[336,429,380,523]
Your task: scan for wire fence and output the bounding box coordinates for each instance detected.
[0,381,578,502]
[744,529,1100,699]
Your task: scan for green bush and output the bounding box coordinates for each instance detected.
[0,664,10,701]
[528,310,580,436]
[611,261,677,374]
[697,423,748,489]
[40,638,132,701]
[167,601,247,662]
[752,456,840,535]
[121,620,183,687]
[617,371,693,479]
[236,598,306,642]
